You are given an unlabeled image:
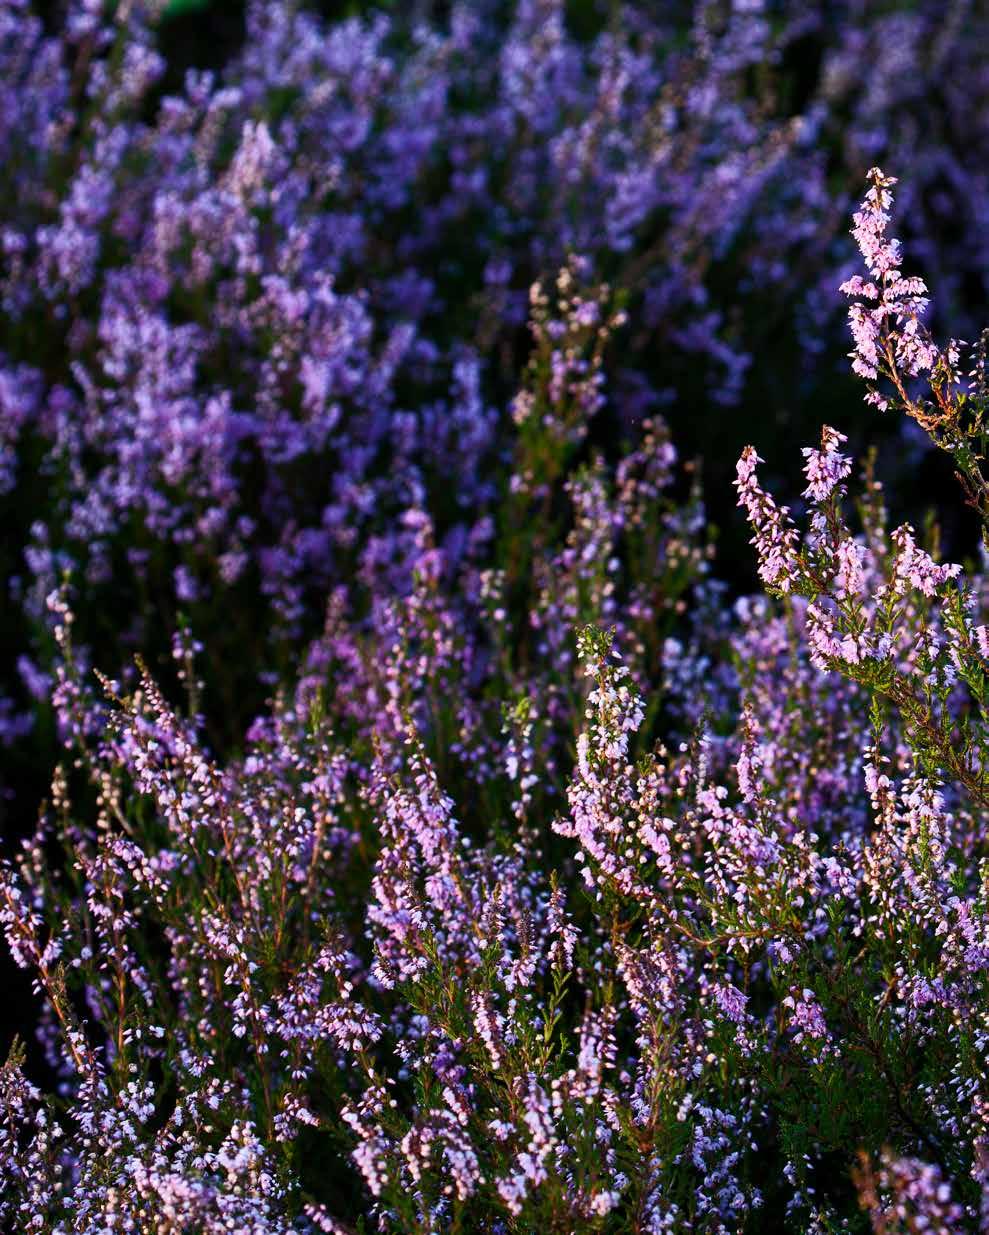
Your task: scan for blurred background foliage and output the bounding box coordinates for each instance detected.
[8,0,985,774]
[138,0,984,575]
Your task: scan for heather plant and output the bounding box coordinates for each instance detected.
[2,1,989,1231]
[3,249,987,1229]
[4,0,989,764]
[736,170,989,1231]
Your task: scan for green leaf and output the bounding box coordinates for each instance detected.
[163,0,211,17]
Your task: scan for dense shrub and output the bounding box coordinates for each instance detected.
[1,2,988,1232]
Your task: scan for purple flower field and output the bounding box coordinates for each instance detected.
[1,2,988,1230]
